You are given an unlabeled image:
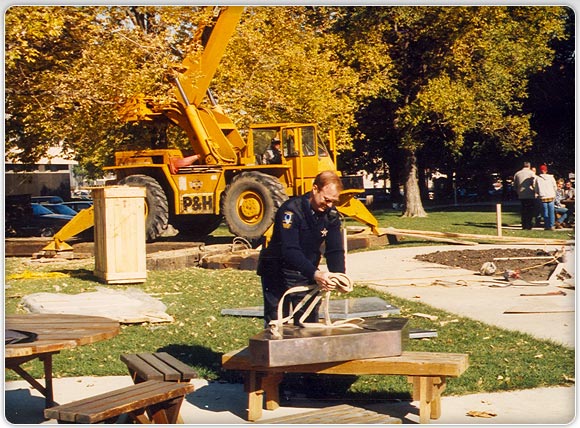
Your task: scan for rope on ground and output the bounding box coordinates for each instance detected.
[6,271,70,280]
[267,273,364,339]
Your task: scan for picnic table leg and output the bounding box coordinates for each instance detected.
[261,373,283,411]
[409,376,441,424]
[40,353,55,408]
[430,377,446,420]
[6,352,57,408]
[149,395,185,424]
[245,370,264,421]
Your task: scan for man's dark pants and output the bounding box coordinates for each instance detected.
[262,275,320,326]
[520,198,535,230]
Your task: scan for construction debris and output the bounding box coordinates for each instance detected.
[519,291,567,297]
[412,312,438,321]
[382,227,571,245]
[466,410,497,418]
[480,261,497,275]
[20,287,174,323]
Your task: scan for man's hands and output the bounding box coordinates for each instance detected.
[314,270,336,291]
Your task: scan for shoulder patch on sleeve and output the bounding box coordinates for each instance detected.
[282,211,294,229]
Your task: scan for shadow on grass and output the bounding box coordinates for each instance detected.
[432,203,519,213]
[155,343,240,382]
[157,344,220,368]
[458,221,498,229]
[56,268,99,282]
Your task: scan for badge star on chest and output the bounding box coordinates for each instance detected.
[320,228,328,237]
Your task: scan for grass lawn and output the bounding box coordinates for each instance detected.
[4,203,575,399]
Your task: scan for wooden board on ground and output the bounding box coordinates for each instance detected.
[504,303,574,313]
[381,227,570,245]
[257,404,402,424]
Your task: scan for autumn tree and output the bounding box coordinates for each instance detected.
[5,6,216,175]
[334,6,569,216]
[209,6,377,151]
[5,6,370,175]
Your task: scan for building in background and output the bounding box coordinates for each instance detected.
[5,146,78,200]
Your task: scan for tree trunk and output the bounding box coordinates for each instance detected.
[402,148,427,217]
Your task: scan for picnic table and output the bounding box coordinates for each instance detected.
[5,313,120,408]
[222,347,469,424]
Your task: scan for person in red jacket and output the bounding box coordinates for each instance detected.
[534,164,558,230]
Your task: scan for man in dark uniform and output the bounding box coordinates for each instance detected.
[257,170,346,326]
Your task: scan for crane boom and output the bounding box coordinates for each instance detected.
[176,6,244,107]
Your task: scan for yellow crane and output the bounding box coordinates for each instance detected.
[45,6,378,252]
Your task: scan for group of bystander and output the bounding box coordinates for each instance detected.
[514,161,575,230]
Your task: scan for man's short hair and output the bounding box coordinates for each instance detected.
[313,170,343,192]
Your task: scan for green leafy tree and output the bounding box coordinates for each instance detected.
[212,6,369,151]
[5,6,212,176]
[334,6,568,216]
[5,6,369,176]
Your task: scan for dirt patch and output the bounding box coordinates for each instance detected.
[415,248,564,282]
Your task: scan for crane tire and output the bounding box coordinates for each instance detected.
[221,171,288,241]
[118,174,169,242]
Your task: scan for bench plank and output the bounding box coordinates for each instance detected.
[138,353,182,381]
[44,380,194,424]
[222,348,468,377]
[121,354,165,381]
[121,352,198,382]
[154,352,198,381]
[257,404,402,424]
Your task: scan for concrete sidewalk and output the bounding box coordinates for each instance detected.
[347,243,575,348]
[4,243,576,425]
[5,375,575,425]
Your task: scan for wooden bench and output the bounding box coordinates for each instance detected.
[44,379,194,424]
[121,352,198,383]
[222,347,469,424]
[120,352,198,423]
[257,403,402,424]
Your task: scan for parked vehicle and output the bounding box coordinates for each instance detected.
[356,188,391,206]
[72,189,92,200]
[43,203,80,217]
[31,195,64,204]
[62,201,94,212]
[5,203,74,237]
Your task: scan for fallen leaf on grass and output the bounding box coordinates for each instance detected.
[466,410,497,418]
